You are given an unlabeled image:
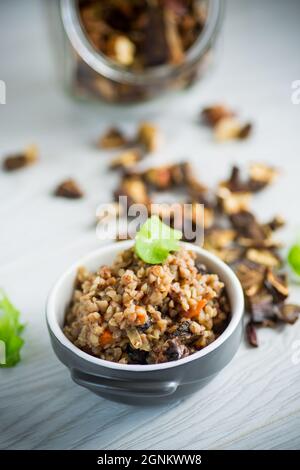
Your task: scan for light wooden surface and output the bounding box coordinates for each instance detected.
[1,0,300,450]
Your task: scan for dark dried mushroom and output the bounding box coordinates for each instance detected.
[266,215,285,232]
[230,211,266,241]
[3,144,38,172]
[248,163,278,192]
[54,179,84,199]
[249,293,279,327]
[238,122,253,139]
[246,322,258,347]
[264,269,289,303]
[127,345,148,365]
[98,127,128,149]
[201,104,235,127]
[170,320,191,338]
[235,262,266,298]
[79,0,206,70]
[164,338,190,362]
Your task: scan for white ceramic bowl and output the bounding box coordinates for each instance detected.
[46,241,244,405]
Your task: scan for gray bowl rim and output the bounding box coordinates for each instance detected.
[46,240,244,372]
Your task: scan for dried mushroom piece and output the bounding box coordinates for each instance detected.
[277,304,300,325]
[3,144,39,172]
[54,179,84,199]
[238,123,253,140]
[143,166,173,190]
[246,322,258,347]
[204,228,237,249]
[106,35,136,66]
[230,211,266,241]
[235,262,266,298]
[79,0,206,70]
[98,127,128,149]
[201,104,252,141]
[248,163,279,191]
[110,149,141,170]
[137,122,161,152]
[266,215,285,232]
[264,269,289,303]
[217,187,252,214]
[214,118,253,141]
[201,104,235,127]
[164,6,184,64]
[246,248,281,268]
[115,175,151,207]
[249,293,279,327]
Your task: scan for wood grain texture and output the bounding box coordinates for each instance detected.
[1,0,300,450]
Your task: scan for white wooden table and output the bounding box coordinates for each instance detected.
[1,0,300,450]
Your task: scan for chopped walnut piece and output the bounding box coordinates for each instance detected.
[54,179,84,199]
[202,104,235,127]
[110,149,141,170]
[137,122,161,152]
[98,127,128,149]
[106,35,136,66]
[3,144,39,172]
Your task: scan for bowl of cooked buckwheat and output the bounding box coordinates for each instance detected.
[46,217,244,405]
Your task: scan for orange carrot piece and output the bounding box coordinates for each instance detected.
[99,329,113,346]
[187,299,207,318]
[136,311,147,325]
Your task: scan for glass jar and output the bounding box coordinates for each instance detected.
[60,0,224,104]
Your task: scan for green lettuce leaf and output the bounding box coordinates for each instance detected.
[0,291,25,367]
[135,216,182,264]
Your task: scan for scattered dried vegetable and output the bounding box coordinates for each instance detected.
[54,179,84,199]
[104,154,299,346]
[79,0,207,70]
[201,104,253,141]
[98,122,162,171]
[110,149,142,170]
[2,145,39,172]
[98,127,129,149]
